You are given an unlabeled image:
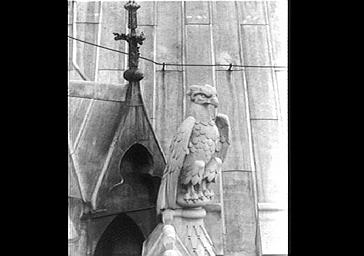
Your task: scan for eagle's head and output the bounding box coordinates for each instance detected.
[186,84,219,108]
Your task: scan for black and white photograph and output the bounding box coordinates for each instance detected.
[67,1,288,255]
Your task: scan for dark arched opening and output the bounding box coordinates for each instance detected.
[121,143,154,174]
[119,143,160,204]
[94,213,145,256]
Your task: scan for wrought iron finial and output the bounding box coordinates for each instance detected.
[125,0,140,30]
[114,0,145,82]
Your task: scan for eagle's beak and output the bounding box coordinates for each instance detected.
[210,96,219,108]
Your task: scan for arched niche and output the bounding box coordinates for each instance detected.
[96,143,161,212]
[120,143,154,176]
[94,213,145,256]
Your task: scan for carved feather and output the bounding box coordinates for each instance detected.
[157,116,196,212]
[166,116,196,174]
[180,159,205,185]
[215,113,231,162]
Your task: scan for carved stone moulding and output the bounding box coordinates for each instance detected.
[142,208,216,256]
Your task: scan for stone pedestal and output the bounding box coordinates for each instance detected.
[142,208,215,256]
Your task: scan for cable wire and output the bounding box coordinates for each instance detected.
[68,35,287,70]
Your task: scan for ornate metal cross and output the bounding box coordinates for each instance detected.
[114,0,145,82]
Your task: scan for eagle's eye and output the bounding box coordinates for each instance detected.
[195,93,207,98]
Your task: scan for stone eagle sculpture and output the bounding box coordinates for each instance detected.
[157,84,230,214]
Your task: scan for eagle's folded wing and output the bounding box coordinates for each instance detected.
[157,116,196,213]
[215,113,231,162]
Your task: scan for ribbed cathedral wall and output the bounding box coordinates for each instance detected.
[68,1,288,255]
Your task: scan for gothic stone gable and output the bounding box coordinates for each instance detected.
[68,80,166,210]
[90,82,166,211]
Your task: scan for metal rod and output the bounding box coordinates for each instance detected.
[67,35,288,69]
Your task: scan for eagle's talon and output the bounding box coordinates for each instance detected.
[191,193,199,201]
[197,190,204,200]
[203,188,215,200]
[203,189,211,197]
[184,193,191,201]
